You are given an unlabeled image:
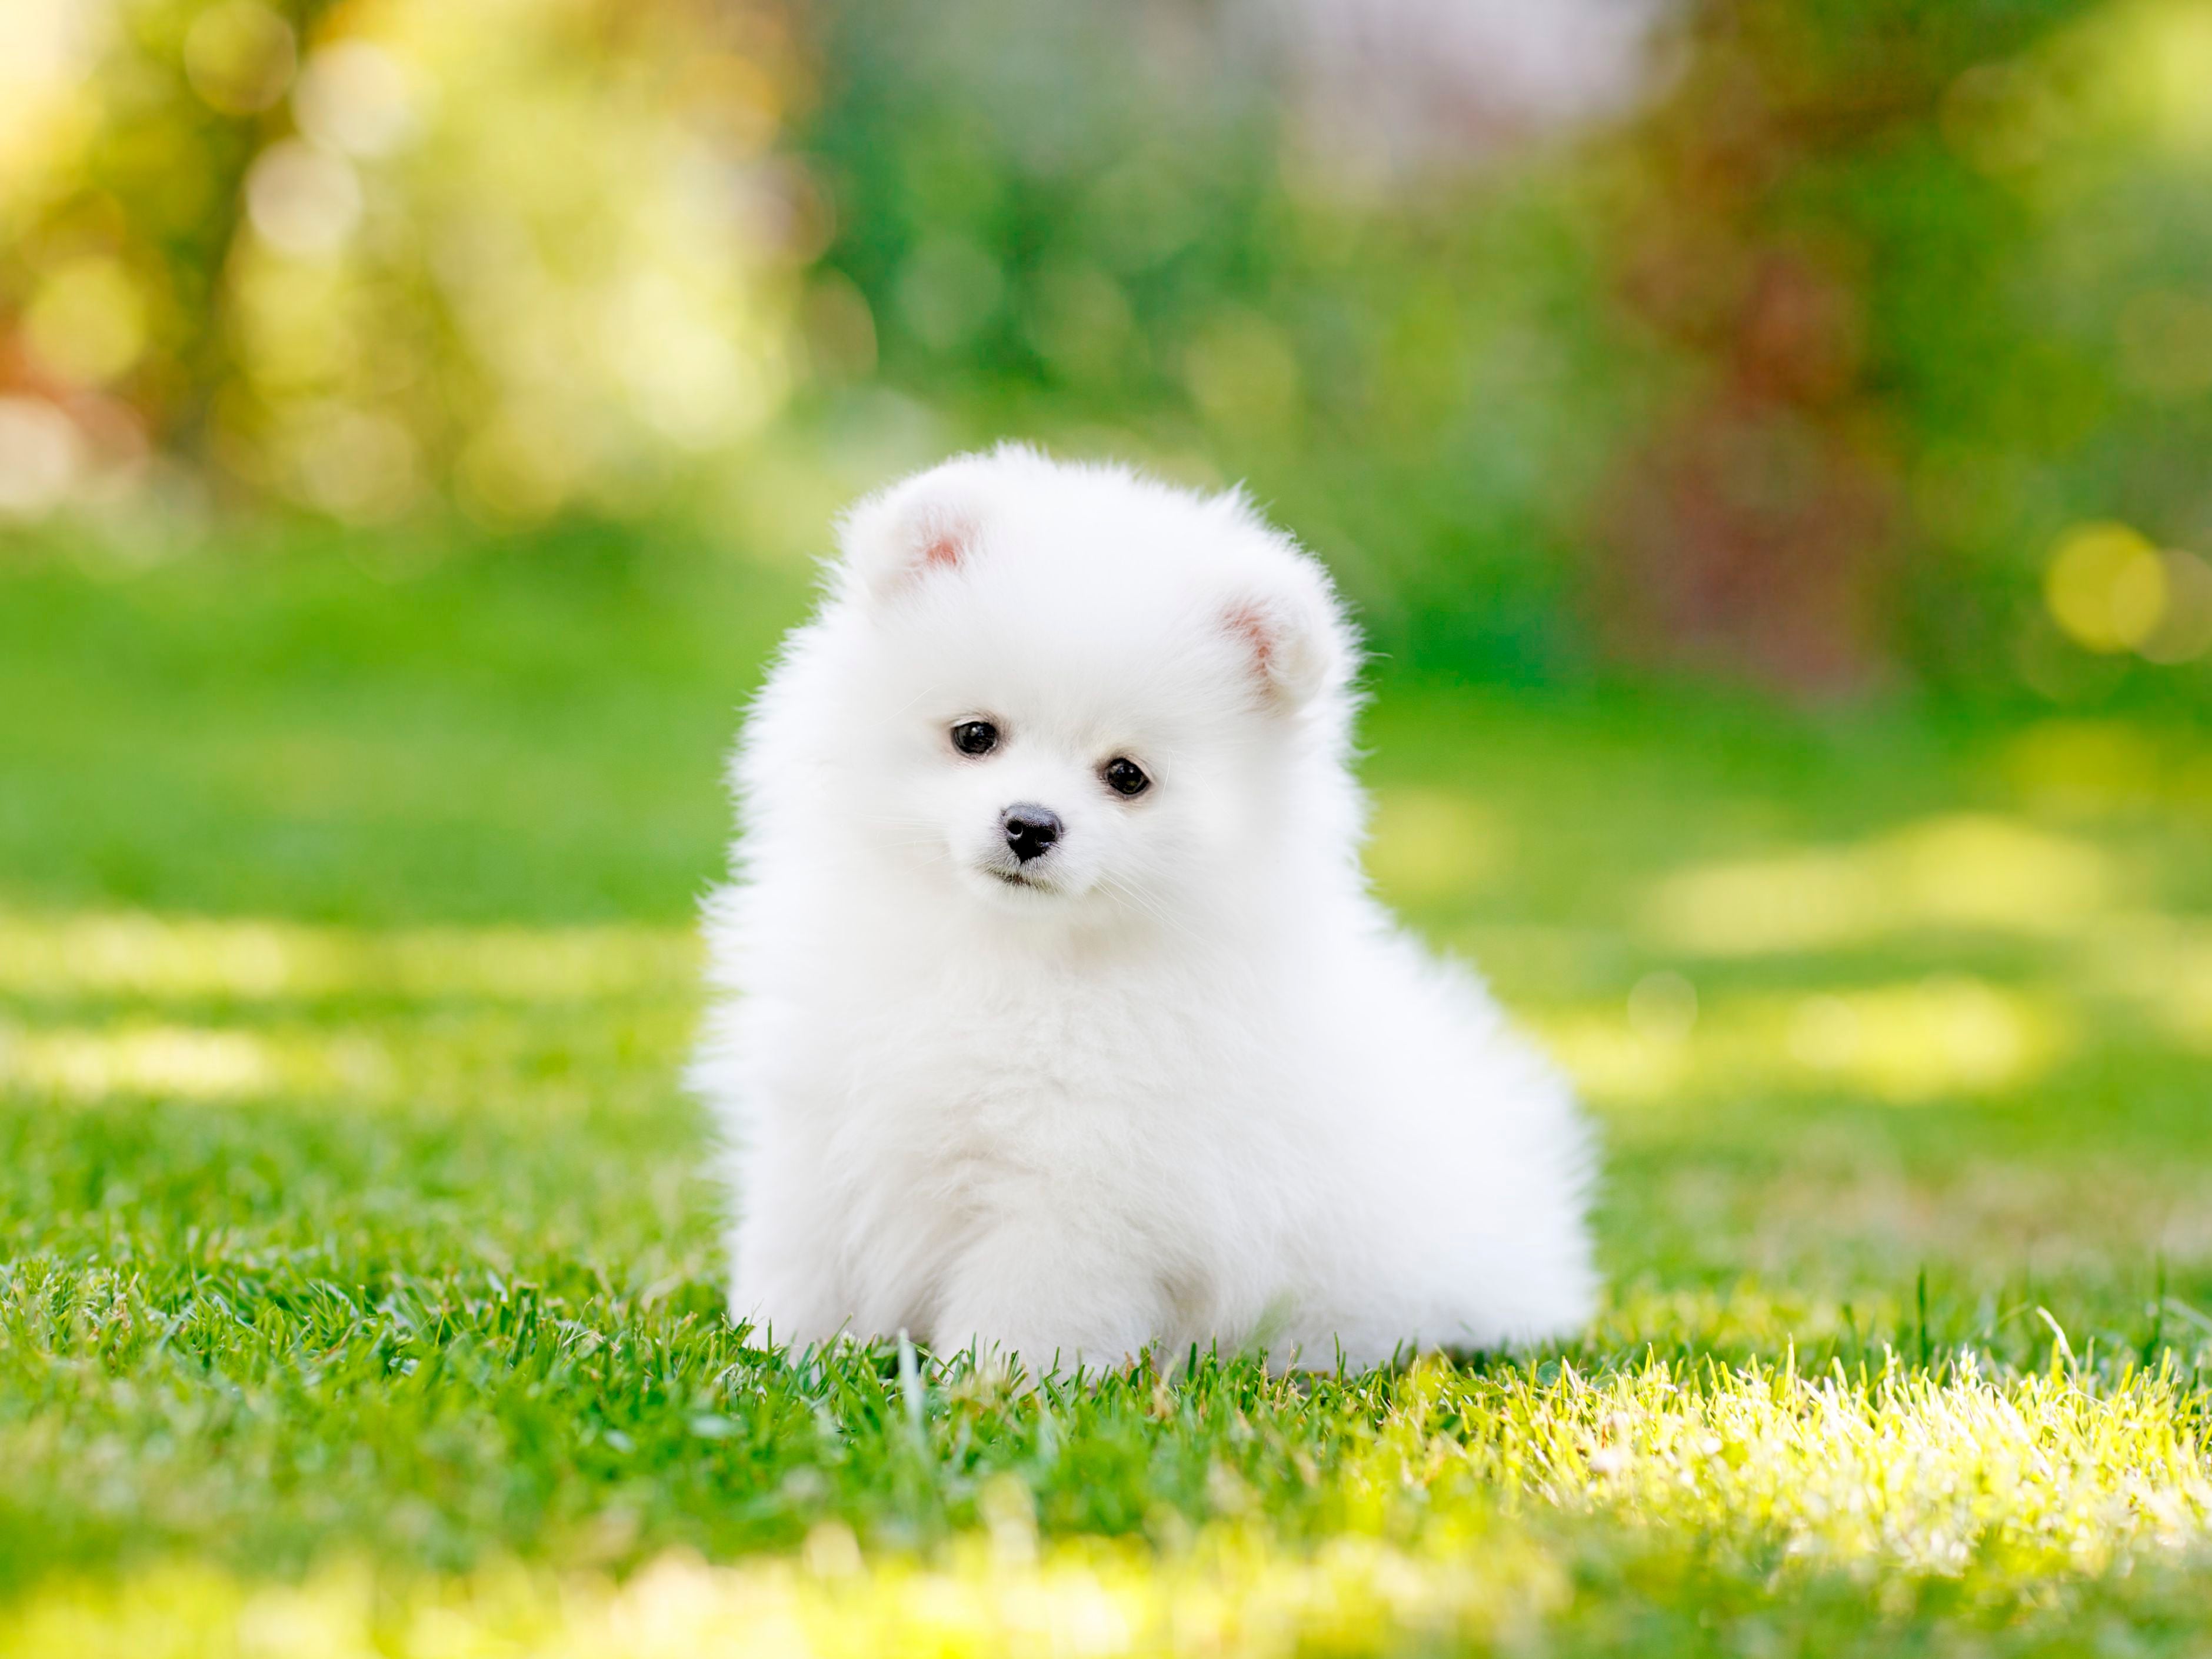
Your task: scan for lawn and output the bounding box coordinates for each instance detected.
[5,537,2212,1655]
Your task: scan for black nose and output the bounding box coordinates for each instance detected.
[1001,804,1062,864]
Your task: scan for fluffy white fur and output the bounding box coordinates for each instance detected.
[692,446,1596,1372]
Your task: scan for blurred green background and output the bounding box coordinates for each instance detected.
[6,0,2212,697]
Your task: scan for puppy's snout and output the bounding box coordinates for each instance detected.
[1001,804,1062,864]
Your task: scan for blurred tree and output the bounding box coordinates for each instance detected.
[800,0,1650,677]
[0,0,809,529]
[7,0,2212,702]
[1591,0,2212,692]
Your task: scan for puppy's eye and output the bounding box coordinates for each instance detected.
[1102,757,1150,797]
[950,720,1000,757]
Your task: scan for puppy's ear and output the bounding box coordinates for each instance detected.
[838,462,990,601]
[1208,487,1352,710]
[1223,582,1345,711]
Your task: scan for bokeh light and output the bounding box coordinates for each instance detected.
[2047,523,2168,654]
[0,396,82,517]
[2141,548,2212,663]
[182,1,297,115]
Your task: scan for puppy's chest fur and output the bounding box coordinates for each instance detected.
[824,947,1272,1156]
[802,948,1295,1294]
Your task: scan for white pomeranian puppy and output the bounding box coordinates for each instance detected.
[692,446,1596,1371]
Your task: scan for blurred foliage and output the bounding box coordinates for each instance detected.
[0,0,807,530]
[5,0,2212,698]
[801,0,2212,695]
[1593,0,2212,696]
[800,0,1652,679]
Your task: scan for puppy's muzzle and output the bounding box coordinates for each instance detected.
[1000,804,1062,864]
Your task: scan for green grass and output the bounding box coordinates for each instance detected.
[5,537,2212,1654]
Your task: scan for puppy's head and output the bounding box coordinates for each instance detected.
[827,446,1355,924]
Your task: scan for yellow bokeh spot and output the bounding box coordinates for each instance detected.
[1643,848,1877,955]
[2003,719,2164,816]
[1882,813,2110,933]
[1542,975,2063,1109]
[24,256,146,386]
[2143,548,2212,665]
[1365,788,1503,903]
[2087,915,2212,1049]
[1640,814,2111,957]
[1793,976,2044,1102]
[294,41,414,158]
[0,1024,278,1101]
[0,910,695,1002]
[2046,522,2167,652]
[182,0,297,116]
[1540,1015,1692,1104]
[2137,0,2212,152]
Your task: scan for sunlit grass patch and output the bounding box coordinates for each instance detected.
[3,1354,2210,1658]
[1538,976,2070,1107]
[1640,814,2117,958]
[0,910,697,1005]
[0,908,704,1116]
[1464,1356,2212,1578]
[1363,787,1512,904]
[1998,719,2212,821]
[0,1005,698,1118]
[2086,915,2212,1048]
[0,1534,1572,1659]
[0,1022,292,1102]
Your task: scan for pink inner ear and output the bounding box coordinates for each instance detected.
[920,531,965,571]
[1225,602,1277,680]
